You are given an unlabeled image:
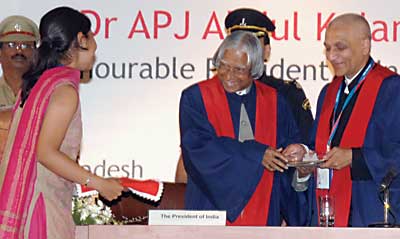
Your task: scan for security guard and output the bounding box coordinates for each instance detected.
[0,15,39,108]
[0,15,39,159]
[225,8,313,142]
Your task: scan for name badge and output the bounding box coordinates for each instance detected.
[317,168,330,189]
[148,210,226,225]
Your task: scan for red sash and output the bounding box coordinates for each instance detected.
[315,64,394,226]
[199,75,277,226]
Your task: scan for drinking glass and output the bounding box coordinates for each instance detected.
[319,195,335,227]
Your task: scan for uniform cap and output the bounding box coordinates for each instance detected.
[225,8,275,44]
[0,15,39,42]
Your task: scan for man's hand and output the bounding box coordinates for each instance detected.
[262,148,288,172]
[320,147,352,170]
[284,144,314,178]
[283,144,307,162]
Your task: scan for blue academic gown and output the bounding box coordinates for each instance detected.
[308,67,400,227]
[179,81,309,226]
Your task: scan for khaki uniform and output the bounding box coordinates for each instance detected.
[0,75,14,161]
[0,75,16,108]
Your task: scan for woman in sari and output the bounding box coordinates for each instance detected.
[0,6,124,238]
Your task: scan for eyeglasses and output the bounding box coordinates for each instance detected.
[218,60,250,76]
[3,42,35,50]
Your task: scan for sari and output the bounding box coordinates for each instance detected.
[0,66,81,238]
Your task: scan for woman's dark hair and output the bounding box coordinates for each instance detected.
[20,6,91,106]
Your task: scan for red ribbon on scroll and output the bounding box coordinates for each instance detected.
[76,177,164,202]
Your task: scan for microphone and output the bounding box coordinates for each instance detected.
[369,167,399,227]
[380,168,398,192]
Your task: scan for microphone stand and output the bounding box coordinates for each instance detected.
[368,187,395,227]
[383,189,390,225]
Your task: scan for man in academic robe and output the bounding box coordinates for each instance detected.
[175,8,314,184]
[290,13,400,227]
[224,8,314,143]
[179,30,309,226]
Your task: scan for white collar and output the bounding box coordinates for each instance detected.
[344,67,364,94]
[235,83,252,96]
[345,67,364,86]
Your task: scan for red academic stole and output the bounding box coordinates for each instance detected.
[315,64,394,226]
[199,75,277,226]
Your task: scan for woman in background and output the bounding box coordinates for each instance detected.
[0,6,123,238]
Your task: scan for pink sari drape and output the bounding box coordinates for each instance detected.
[0,66,80,238]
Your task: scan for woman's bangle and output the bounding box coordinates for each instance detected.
[84,176,92,187]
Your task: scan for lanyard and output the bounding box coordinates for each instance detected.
[327,60,375,147]
[321,60,374,190]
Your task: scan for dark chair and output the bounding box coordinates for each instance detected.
[108,182,186,225]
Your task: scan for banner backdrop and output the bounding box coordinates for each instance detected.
[1,1,398,182]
